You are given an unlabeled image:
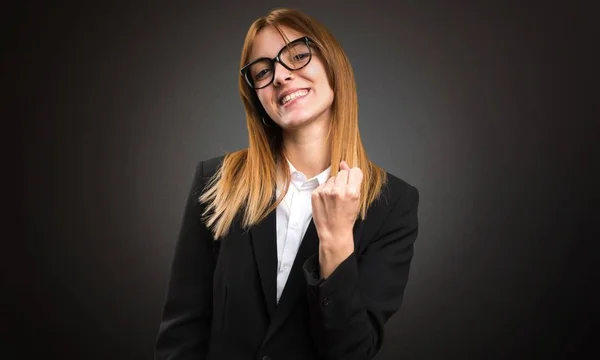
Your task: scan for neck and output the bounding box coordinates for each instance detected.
[281,117,331,180]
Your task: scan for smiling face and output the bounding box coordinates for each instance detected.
[248,26,334,131]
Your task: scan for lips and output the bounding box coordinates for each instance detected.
[279,88,310,106]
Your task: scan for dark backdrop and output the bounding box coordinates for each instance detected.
[13,1,596,359]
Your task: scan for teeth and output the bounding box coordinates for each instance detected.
[281,89,308,105]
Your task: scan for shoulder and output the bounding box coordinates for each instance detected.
[185,155,226,197]
[364,170,419,229]
[189,154,226,183]
[378,171,419,210]
[198,154,226,179]
[359,170,419,247]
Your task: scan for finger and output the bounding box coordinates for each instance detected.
[322,176,336,194]
[348,167,363,186]
[346,168,363,199]
[340,160,351,171]
[335,169,349,186]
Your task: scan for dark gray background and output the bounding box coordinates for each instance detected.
[13,1,596,359]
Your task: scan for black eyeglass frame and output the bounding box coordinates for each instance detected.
[240,36,315,89]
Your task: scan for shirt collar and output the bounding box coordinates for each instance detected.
[286,157,332,187]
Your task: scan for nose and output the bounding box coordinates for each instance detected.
[272,61,293,86]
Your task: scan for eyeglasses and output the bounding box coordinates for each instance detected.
[240,36,314,89]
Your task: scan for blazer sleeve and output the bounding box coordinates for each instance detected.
[155,161,214,360]
[303,183,420,360]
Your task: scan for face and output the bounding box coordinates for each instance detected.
[247,26,334,131]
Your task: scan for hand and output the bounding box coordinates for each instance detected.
[311,161,363,277]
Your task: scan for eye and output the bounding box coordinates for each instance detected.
[254,68,271,80]
[292,52,309,62]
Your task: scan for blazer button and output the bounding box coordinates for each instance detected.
[261,356,271,360]
[322,297,330,306]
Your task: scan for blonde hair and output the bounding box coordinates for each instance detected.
[200,8,388,240]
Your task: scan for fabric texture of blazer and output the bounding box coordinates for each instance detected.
[155,155,420,360]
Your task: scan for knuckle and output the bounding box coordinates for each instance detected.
[331,186,342,197]
[347,185,358,196]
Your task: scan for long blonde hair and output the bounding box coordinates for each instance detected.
[199,8,388,240]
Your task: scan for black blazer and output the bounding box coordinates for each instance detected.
[155,155,420,360]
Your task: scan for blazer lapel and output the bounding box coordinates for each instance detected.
[262,216,365,345]
[249,204,278,321]
[272,217,319,313]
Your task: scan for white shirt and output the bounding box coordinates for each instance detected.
[274,158,332,303]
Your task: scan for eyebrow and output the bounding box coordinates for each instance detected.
[249,36,304,62]
[249,44,282,62]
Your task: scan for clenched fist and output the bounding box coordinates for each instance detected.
[311,160,363,278]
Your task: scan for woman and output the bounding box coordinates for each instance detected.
[155,8,419,360]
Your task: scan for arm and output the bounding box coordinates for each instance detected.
[303,184,420,360]
[155,161,214,360]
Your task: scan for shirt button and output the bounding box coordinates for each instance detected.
[323,297,330,306]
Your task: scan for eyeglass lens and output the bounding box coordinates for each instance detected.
[247,41,311,88]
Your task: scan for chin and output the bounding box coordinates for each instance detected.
[278,113,317,129]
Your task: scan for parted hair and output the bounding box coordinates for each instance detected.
[199,8,388,240]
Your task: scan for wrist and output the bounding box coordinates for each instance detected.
[318,230,354,253]
[319,242,354,259]
[318,247,353,279]
[318,231,354,279]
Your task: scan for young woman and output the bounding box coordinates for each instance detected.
[155,8,420,360]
